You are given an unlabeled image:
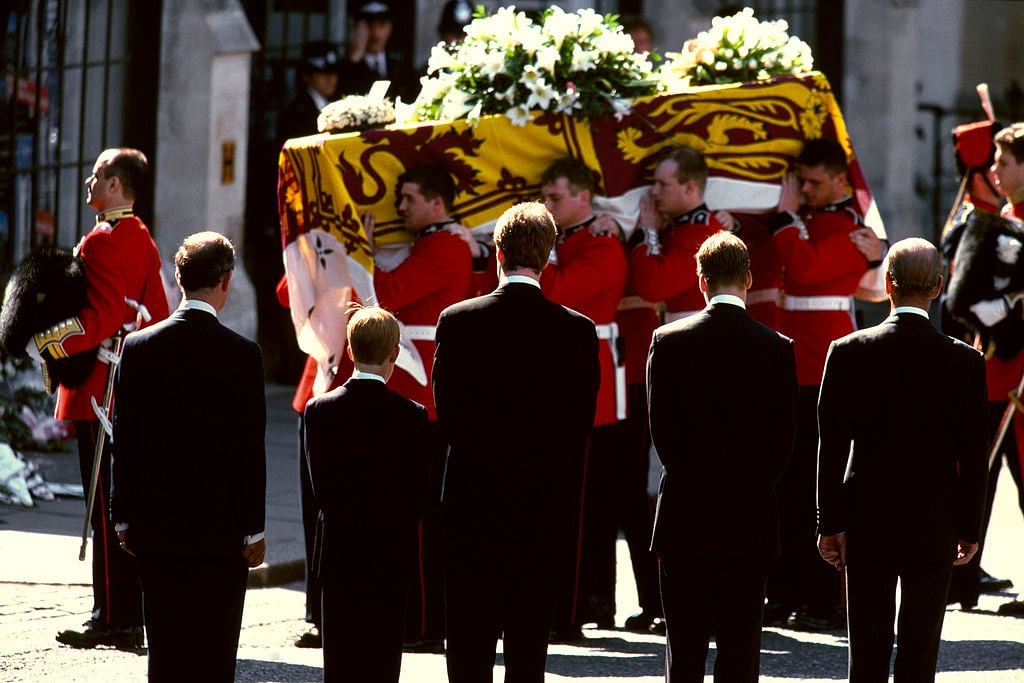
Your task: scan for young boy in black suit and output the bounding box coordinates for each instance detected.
[303,305,431,683]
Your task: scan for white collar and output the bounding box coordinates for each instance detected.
[505,275,540,288]
[308,87,330,111]
[709,294,745,309]
[352,370,386,383]
[893,305,928,319]
[180,299,217,317]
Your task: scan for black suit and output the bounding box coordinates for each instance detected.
[110,305,266,682]
[337,50,417,103]
[817,311,988,682]
[278,89,323,146]
[647,299,798,683]
[433,280,600,683]
[303,376,431,682]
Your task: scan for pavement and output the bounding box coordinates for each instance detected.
[0,382,307,588]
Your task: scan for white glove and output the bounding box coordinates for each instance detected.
[25,338,43,364]
[970,297,1010,327]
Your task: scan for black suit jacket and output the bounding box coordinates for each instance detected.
[303,377,430,573]
[817,311,989,563]
[110,307,266,558]
[433,281,600,539]
[337,51,417,103]
[648,301,798,559]
[278,89,323,146]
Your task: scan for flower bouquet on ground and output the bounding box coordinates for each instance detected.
[317,94,396,134]
[406,5,659,127]
[658,6,814,91]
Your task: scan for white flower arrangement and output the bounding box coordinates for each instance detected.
[317,94,396,134]
[658,7,813,91]
[406,5,659,127]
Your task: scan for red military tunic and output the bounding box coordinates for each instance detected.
[733,212,782,329]
[770,197,869,386]
[375,226,471,419]
[630,205,723,318]
[541,221,627,426]
[55,212,169,420]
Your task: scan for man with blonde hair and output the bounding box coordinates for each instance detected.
[304,304,431,682]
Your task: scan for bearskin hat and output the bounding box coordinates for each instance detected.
[0,248,97,389]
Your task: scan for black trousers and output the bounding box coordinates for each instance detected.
[297,413,321,628]
[949,399,1024,604]
[445,523,565,683]
[138,548,247,682]
[660,552,769,683]
[767,387,842,616]
[404,421,447,642]
[578,384,661,622]
[846,556,952,683]
[74,419,144,628]
[321,546,408,683]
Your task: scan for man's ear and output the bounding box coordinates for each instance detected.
[221,269,233,292]
[390,344,400,363]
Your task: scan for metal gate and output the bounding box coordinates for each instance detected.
[0,0,159,274]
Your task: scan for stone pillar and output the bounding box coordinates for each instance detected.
[154,0,260,339]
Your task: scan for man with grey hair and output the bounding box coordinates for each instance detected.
[817,237,989,681]
[111,231,266,682]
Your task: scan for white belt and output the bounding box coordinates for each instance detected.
[594,322,627,421]
[403,324,437,341]
[746,288,780,307]
[664,309,701,323]
[781,295,852,311]
[616,295,658,312]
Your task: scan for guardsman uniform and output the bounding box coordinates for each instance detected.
[733,212,782,329]
[39,206,169,643]
[373,220,471,650]
[540,217,627,634]
[764,195,868,628]
[630,204,724,322]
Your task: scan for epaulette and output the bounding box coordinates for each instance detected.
[94,221,115,234]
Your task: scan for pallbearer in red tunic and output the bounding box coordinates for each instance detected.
[763,139,869,631]
[538,158,627,640]
[366,164,472,651]
[630,147,725,323]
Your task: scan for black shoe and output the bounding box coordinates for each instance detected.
[763,602,793,628]
[997,599,1024,617]
[403,638,445,653]
[295,627,321,648]
[980,568,1014,593]
[56,621,144,650]
[549,625,584,643]
[786,607,846,632]
[624,610,662,633]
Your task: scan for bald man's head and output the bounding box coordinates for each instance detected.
[886,237,942,301]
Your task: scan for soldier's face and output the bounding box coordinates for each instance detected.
[541,177,591,229]
[796,163,846,209]
[85,152,117,211]
[398,182,441,232]
[992,146,1024,197]
[651,160,699,216]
